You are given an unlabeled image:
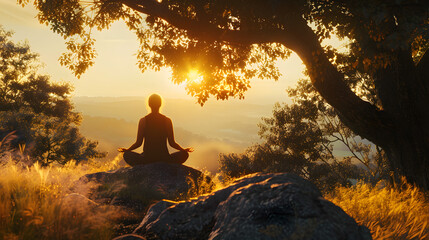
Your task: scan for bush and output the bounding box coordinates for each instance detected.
[219,89,389,191]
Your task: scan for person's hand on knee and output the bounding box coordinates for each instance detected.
[118,147,129,152]
[184,147,194,153]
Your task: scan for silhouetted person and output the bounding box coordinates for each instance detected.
[118,94,193,166]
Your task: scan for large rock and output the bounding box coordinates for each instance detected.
[79,162,214,211]
[134,173,372,240]
[112,234,147,240]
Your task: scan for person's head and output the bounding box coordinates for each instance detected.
[148,93,162,112]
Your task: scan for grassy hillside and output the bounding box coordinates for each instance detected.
[1,156,427,240]
[0,158,124,239]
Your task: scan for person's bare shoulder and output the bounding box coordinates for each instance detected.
[139,117,147,125]
[159,114,171,122]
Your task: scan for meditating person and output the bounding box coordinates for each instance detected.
[118,94,193,166]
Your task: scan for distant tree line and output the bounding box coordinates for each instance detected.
[0,26,105,165]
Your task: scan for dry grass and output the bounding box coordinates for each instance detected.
[326,181,429,240]
[0,155,124,240]
[1,151,428,240]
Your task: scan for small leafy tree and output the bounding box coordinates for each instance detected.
[0,26,105,165]
[220,79,390,190]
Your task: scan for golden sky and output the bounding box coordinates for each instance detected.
[0,0,306,105]
[0,1,352,172]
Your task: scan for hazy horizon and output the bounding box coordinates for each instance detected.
[75,95,357,173]
[75,96,280,173]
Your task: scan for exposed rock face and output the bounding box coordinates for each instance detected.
[79,162,214,211]
[134,173,372,240]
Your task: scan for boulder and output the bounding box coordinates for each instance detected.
[134,173,372,240]
[79,162,214,211]
[112,234,147,240]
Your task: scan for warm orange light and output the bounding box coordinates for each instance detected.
[187,69,203,84]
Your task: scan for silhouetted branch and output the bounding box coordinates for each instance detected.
[120,0,297,46]
[119,0,392,146]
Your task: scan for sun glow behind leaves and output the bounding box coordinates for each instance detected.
[187,69,203,84]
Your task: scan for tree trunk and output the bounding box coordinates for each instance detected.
[383,131,429,190]
[289,19,429,190]
[373,49,429,190]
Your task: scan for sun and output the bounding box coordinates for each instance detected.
[187,69,203,84]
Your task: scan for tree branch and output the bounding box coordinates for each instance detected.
[119,0,299,46]
[118,0,393,146]
[283,18,393,147]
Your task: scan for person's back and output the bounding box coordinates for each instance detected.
[118,93,193,166]
[143,113,169,160]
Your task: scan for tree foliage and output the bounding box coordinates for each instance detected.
[20,0,428,101]
[21,0,429,189]
[0,26,105,165]
[220,79,390,190]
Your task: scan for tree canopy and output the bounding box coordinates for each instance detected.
[21,0,429,189]
[0,26,105,165]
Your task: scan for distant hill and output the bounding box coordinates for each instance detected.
[74,96,275,172]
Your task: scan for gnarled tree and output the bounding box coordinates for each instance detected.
[20,0,429,189]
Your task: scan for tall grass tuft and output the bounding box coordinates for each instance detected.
[326,181,429,240]
[0,155,124,240]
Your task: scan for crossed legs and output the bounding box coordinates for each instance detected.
[123,150,189,167]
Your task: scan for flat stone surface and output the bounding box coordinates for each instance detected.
[79,162,214,211]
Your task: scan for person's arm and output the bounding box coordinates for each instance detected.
[118,118,145,152]
[167,118,193,152]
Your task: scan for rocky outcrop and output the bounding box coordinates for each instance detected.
[79,162,214,211]
[134,173,372,240]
